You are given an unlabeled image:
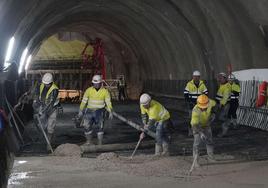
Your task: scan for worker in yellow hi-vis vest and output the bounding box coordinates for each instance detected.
[139,93,172,156]
[33,73,59,151]
[228,74,240,128]
[78,75,113,145]
[184,70,208,136]
[191,95,217,167]
[215,72,232,137]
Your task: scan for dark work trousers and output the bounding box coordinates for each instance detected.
[228,100,239,119]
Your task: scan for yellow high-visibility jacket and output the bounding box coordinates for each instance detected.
[39,83,59,106]
[230,83,240,101]
[215,82,231,106]
[184,80,208,103]
[80,87,112,112]
[191,99,216,128]
[140,100,170,123]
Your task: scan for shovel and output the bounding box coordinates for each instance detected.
[34,114,54,153]
[130,133,145,159]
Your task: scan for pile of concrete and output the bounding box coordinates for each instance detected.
[54,144,81,157]
[97,152,119,161]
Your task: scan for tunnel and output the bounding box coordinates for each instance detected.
[1,0,268,187]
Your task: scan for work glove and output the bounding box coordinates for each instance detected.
[78,110,83,119]
[200,132,208,142]
[143,124,149,130]
[38,111,43,116]
[140,132,145,140]
[209,113,216,124]
[192,125,200,135]
[108,111,113,120]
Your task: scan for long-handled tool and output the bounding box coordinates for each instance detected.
[130,134,144,159]
[189,153,198,175]
[34,114,54,153]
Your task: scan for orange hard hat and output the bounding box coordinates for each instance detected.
[197,95,209,109]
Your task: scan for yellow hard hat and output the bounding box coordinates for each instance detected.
[197,94,209,109]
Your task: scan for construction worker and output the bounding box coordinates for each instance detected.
[216,72,232,137]
[33,73,59,151]
[78,75,113,145]
[191,95,217,167]
[228,74,240,128]
[184,70,208,136]
[117,77,126,101]
[139,93,171,156]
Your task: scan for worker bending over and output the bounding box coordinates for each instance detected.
[184,70,208,136]
[33,73,59,151]
[228,74,240,128]
[139,93,171,156]
[78,75,113,145]
[191,95,217,167]
[216,73,232,137]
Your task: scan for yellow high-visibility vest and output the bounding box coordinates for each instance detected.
[216,82,231,105]
[80,87,112,112]
[184,80,208,100]
[230,83,240,100]
[191,99,216,128]
[39,83,59,105]
[140,100,170,123]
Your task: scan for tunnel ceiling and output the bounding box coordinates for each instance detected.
[1,0,268,82]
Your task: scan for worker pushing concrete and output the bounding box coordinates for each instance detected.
[191,94,217,167]
[228,74,240,128]
[78,75,113,145]
[184,70,208,136]
[139,93,172,156]
[33,73,59,151]
[216,72,232,137]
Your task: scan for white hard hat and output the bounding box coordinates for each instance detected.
[42,73,53,84]
[218,72,227,78]
[92,75,102,84]
[193,70,201,76]
[228,74,236,80]
[140,93,151,105]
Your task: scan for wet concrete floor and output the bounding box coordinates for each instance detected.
[8,99,268,187]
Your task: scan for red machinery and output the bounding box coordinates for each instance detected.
[81,38,106,80]
[256,81,267,107]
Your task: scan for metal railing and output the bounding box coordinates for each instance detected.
[237,80,268,131]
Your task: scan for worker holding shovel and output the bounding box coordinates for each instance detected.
[139,93,172,156]
[191,95,217,168]
[33,73,59,152]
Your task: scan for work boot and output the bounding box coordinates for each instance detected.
[155,144,162,156]
[217,125,228,138]
[192,152,200,168]
[207,153,217,163]
[162,142,169,156]
[97,132,104,145]
[83,133,92,145]
[194,161,200,168]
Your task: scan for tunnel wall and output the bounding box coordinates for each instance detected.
[1,0,268,80]
[0,0,268,99]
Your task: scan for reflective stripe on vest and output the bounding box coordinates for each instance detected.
[87,99,106,109]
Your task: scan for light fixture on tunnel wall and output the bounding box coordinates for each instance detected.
[18,48,28,74]
[4,36,15,69]
[24,55,32,71]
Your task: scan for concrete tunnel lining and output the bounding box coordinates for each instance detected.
[2,1,268,187]
[0,0,268,90]
[2,1,268,82]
